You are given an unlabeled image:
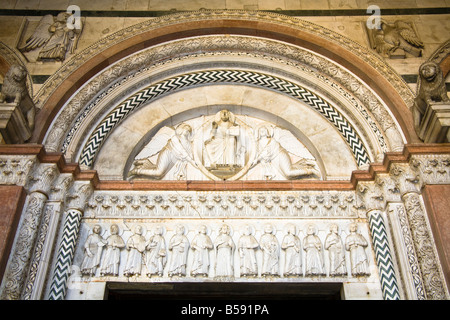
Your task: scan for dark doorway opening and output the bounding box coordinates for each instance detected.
[105,282,342,300]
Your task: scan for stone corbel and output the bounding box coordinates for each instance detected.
[418,103,450,143]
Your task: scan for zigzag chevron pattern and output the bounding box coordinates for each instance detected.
[80,70,370,168]
[368,212,401,300]
[48,209,82,300]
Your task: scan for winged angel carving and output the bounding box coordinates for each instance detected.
[128,111,321,181]
[370,20,423,58]
[19,12,84,62]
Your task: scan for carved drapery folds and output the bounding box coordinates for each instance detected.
[0,149,448,300]
[128,110,321,181]
[70,220,372,281]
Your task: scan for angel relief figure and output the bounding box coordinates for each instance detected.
[128,113,321,181]
[128,123,196,180]
[249,125,320,180]
[19,10,84,62]
[370,20,423,58]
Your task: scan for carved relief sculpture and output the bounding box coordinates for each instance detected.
[129,123,195,180]
[204,109,245,177]
[281,224,302,276]
[238,225,259,277]
[0,64,36,143]
[81,225,106,276]
[168,225,190,277]
[345,223,370,276]
[145,225,167,277]
[369,20,423,58]
[260,224,280,277]
[19,12,84,62]
[123,225,146,277]
[251,125,320,180]
[100,224,125,276]
[324,224,347,276]
[190,225,213,277]
[214,224,235,278]
[303,224,325,276]
[128,110,320,181]
[412,61,450,141]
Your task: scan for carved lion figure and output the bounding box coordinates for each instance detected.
[0,64,36,131]
[413,61,449,138]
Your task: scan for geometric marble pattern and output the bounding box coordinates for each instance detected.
[47,209,82,300]
[79,70,370,168]
[368,211,401,300]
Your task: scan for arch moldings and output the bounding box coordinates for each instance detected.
[35,10,416,148]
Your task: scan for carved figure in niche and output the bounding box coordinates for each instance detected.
[238,225,259,277]
[100,224,125,276]
[129,123,195,180]
[145,225,167,277]
[281,224,302,276]
[0,64,36,131]
[251,125,320,180]
[214,224,235,278]
[123,225,146,277]
[345,223,370,276]
[260,224,280,277]
[81,225,106,276]
[412,61,450,139]
[168,225,190,277]
[191,225,213,277]
[303,224,325,276]
[371,20,423,58]
[204,109,245,175]
[19,12,84,62]
[324,224,347,276]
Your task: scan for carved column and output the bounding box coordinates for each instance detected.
[48,181,92,300]
[0,164,58,300]
[356,179,401,300]
[402,192,448,300]
[367,210,401,300]
[389,158,449,299]
[387,202,426,300]
[21,174,74,300]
